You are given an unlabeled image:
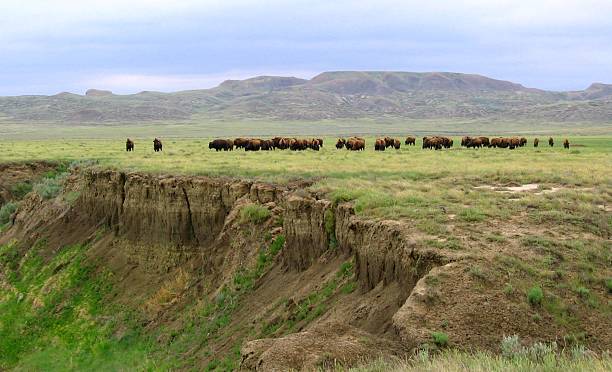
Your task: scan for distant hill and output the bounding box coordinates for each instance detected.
[1,71,611,122]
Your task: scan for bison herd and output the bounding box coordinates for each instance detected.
[126,136,571,152]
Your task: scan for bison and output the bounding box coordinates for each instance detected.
[245,139,262,151]
[336,138,346,149]
[393,139,401,150]
[549,137,554,147]
[209,139,234,151]
[534,138,539,147]
[374,138,386,151]
[234,138,250,149]
[563,139,570,149]
[405,136,416,146]
[153,138,162,152]
[346,137,365,151]
[126,138,134,152]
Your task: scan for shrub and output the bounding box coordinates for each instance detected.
[11,182,33,199]
[527,286,544,306]
[0,202,19,225]
[33,173,67,200]
[240,204,271,224]
[501,335,524,359]
[605,278,612,294]
[576,286,590,298]
[432,332,449,347]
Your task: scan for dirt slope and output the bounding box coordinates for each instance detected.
[1,165,610,370]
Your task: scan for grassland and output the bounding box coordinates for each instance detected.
[1,134,610,370]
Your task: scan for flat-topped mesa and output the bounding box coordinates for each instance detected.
[85,89,114,97]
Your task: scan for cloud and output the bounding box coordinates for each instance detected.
[0,1,610,94]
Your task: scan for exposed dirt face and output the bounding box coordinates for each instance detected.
[2,167,610,370]
[0,162,57,206]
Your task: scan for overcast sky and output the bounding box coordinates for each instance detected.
[1,0,611,95]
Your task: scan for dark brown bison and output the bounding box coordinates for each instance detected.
[534,138,539,147]
[336,138,346,149]
[374,138,386,151]
[519,137,527,147]
[490,137,501,148]
[405,136,416,146]
[316,138,323,147]
[461,136,472,147]
[393,139,401,149]
[422,136,442,150]
[466,137,483,148]
[126,138,134,152]
[563,139,570,149]
[549,137,554,147]
[261,139,274,151]
[153,138,162,152]
[234,138,250,149]
[245,139,262,151]
[478,137,490,147]
[346,137,365,151]
[209,139,234,151]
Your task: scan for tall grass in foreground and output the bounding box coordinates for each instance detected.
[347,349,611,372]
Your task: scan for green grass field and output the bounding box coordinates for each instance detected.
[1,135,610,219]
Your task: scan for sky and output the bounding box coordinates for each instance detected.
[1,0,611,95]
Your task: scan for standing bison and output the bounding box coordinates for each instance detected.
[374,139,386,151]
[345,137,365,151]
[534,138,539,147]
[336,138,346,149]
[563,139,570,149]
[126,138,134,152]
[549,137,554,147]
[405,136,416,146]
[209,139,234,151]
[153,138,163,152]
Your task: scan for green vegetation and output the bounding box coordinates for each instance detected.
[0,201,18,225]
[527,286,544,306]
[0,241,154,370]
[431,332,449,347]
[348,336,611,371]
[240,203,271,224]
[11,182,33,199]
[324,208,338,249]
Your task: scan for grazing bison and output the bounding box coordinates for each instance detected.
[461,136,472,147]
[234,138,250,149]
[519,137,527,147]
[316,138,323,147]
[534,138,539,147]
[563,139,570,149]
[261,139,274,151]
[478,137,490,147]
[422,136,442,150]
[153,138,162,152]
[549,137,554,147]
[374,138,386,151]
[245,139,262,151]
[405,136,416,146]
[209,139,234,151]
[336,138,346,149]
[466,137,483,149]
[126,138,134,152]
[393,139,401,149]
[346,137,365,151]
